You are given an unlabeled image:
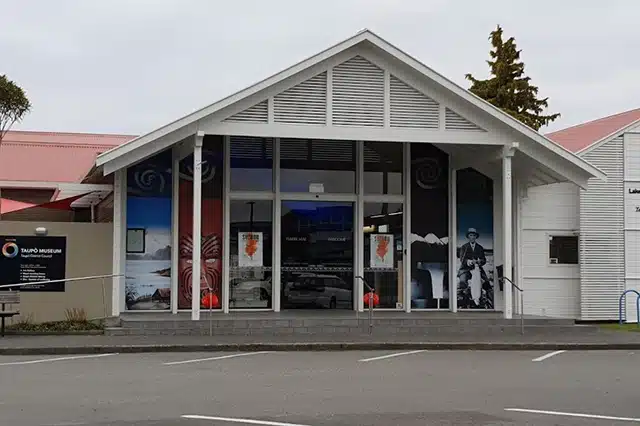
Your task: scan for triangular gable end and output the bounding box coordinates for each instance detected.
[389,75,439,129]
[96,29,604,187]
[218,55,481,132]
[224,100,268,123]
[274,72,327,125]
[445,108,485,132]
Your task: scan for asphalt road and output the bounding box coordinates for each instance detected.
[0,350,639,425]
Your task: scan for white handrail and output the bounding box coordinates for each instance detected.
[0,274,123,290]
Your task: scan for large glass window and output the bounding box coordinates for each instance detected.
[410,143,449,309]
[178,136,224,310]
[230,136,273,192]
[229,200,273,308]
[281,201,354,309]
[364,142,403,195]
[363,203,404,309]
[125,150,173,311]
[280,139,356,193]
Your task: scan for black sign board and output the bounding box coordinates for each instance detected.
[0,236,66,292]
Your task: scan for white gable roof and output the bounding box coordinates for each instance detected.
[96,29,604,184]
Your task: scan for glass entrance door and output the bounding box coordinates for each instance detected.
[280,201,354,310]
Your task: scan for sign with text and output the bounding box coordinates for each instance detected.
[238,232,263,267]
[370,234,394,269]
[0,236,67,291]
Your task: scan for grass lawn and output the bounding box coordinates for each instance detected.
[600,322,640,332]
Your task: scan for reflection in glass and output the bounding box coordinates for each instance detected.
[363,203,404,309]
[364,142,403,195]
[280,139,355,193]
[230,136,273,192]
[229,200,273,309]
[281,201,354,309]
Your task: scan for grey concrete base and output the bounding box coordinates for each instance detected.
[108,311,582,336]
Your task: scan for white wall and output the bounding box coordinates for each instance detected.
[579,136,625,320]
[624,131,640,322]
[520,182,580,318]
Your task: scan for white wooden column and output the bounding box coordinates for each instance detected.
[111,169,126,317]
[404,142,412,313]
[273,138,282,312]
[356,141,364,312]
[191,131,204,320]
[222,135,231,313]
[449,167,457,313]
[171,149,180,314]
[502,145,515,319]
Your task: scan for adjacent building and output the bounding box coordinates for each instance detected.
[522,109,640,321]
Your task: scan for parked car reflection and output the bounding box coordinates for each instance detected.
[283,273,352,309]
[229,276,272,308]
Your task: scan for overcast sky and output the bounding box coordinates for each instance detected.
[2,0,638,135]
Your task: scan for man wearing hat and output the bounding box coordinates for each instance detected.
[457,228,487,306]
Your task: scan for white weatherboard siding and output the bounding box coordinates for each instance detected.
[624,131,640,322]
[580,136,625,320]
[521,183,580,318]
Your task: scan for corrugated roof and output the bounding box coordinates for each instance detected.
[546,108,640,153]
[0,131,134,183]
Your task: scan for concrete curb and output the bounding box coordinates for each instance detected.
[3,341,640,355]
[3,330,104,336]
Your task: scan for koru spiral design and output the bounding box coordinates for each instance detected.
[415,158,442,190]
[132,165,166,193]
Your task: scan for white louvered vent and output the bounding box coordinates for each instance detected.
[445,108,485,132]
[332,56,384,127]
[389,76,439,129]
[579,136,624,320]
[274,72,327,125]
[224,100,268,123]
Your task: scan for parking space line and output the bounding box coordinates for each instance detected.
[532,350,566,362]
[163,351,272,366]
[358,350,427,363]
[505,408,640,422]
[0,353,117,366]
[182,414,310,425]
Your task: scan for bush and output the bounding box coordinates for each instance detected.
[8,310,103,332]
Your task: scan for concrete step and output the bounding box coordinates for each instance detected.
[119,317,574,329]
[106,324,597,337]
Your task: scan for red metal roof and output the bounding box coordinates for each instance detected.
[0,131,135,183]
[546,108,640,153]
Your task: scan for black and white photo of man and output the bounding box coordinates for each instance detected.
[457,227,492,308]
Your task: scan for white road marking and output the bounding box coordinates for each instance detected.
[505,408,640,422]
[182,414,311,426]
[0,353,117,366]
[532,350,566,362]
[163,351,272,365]
[358,350,427,362]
